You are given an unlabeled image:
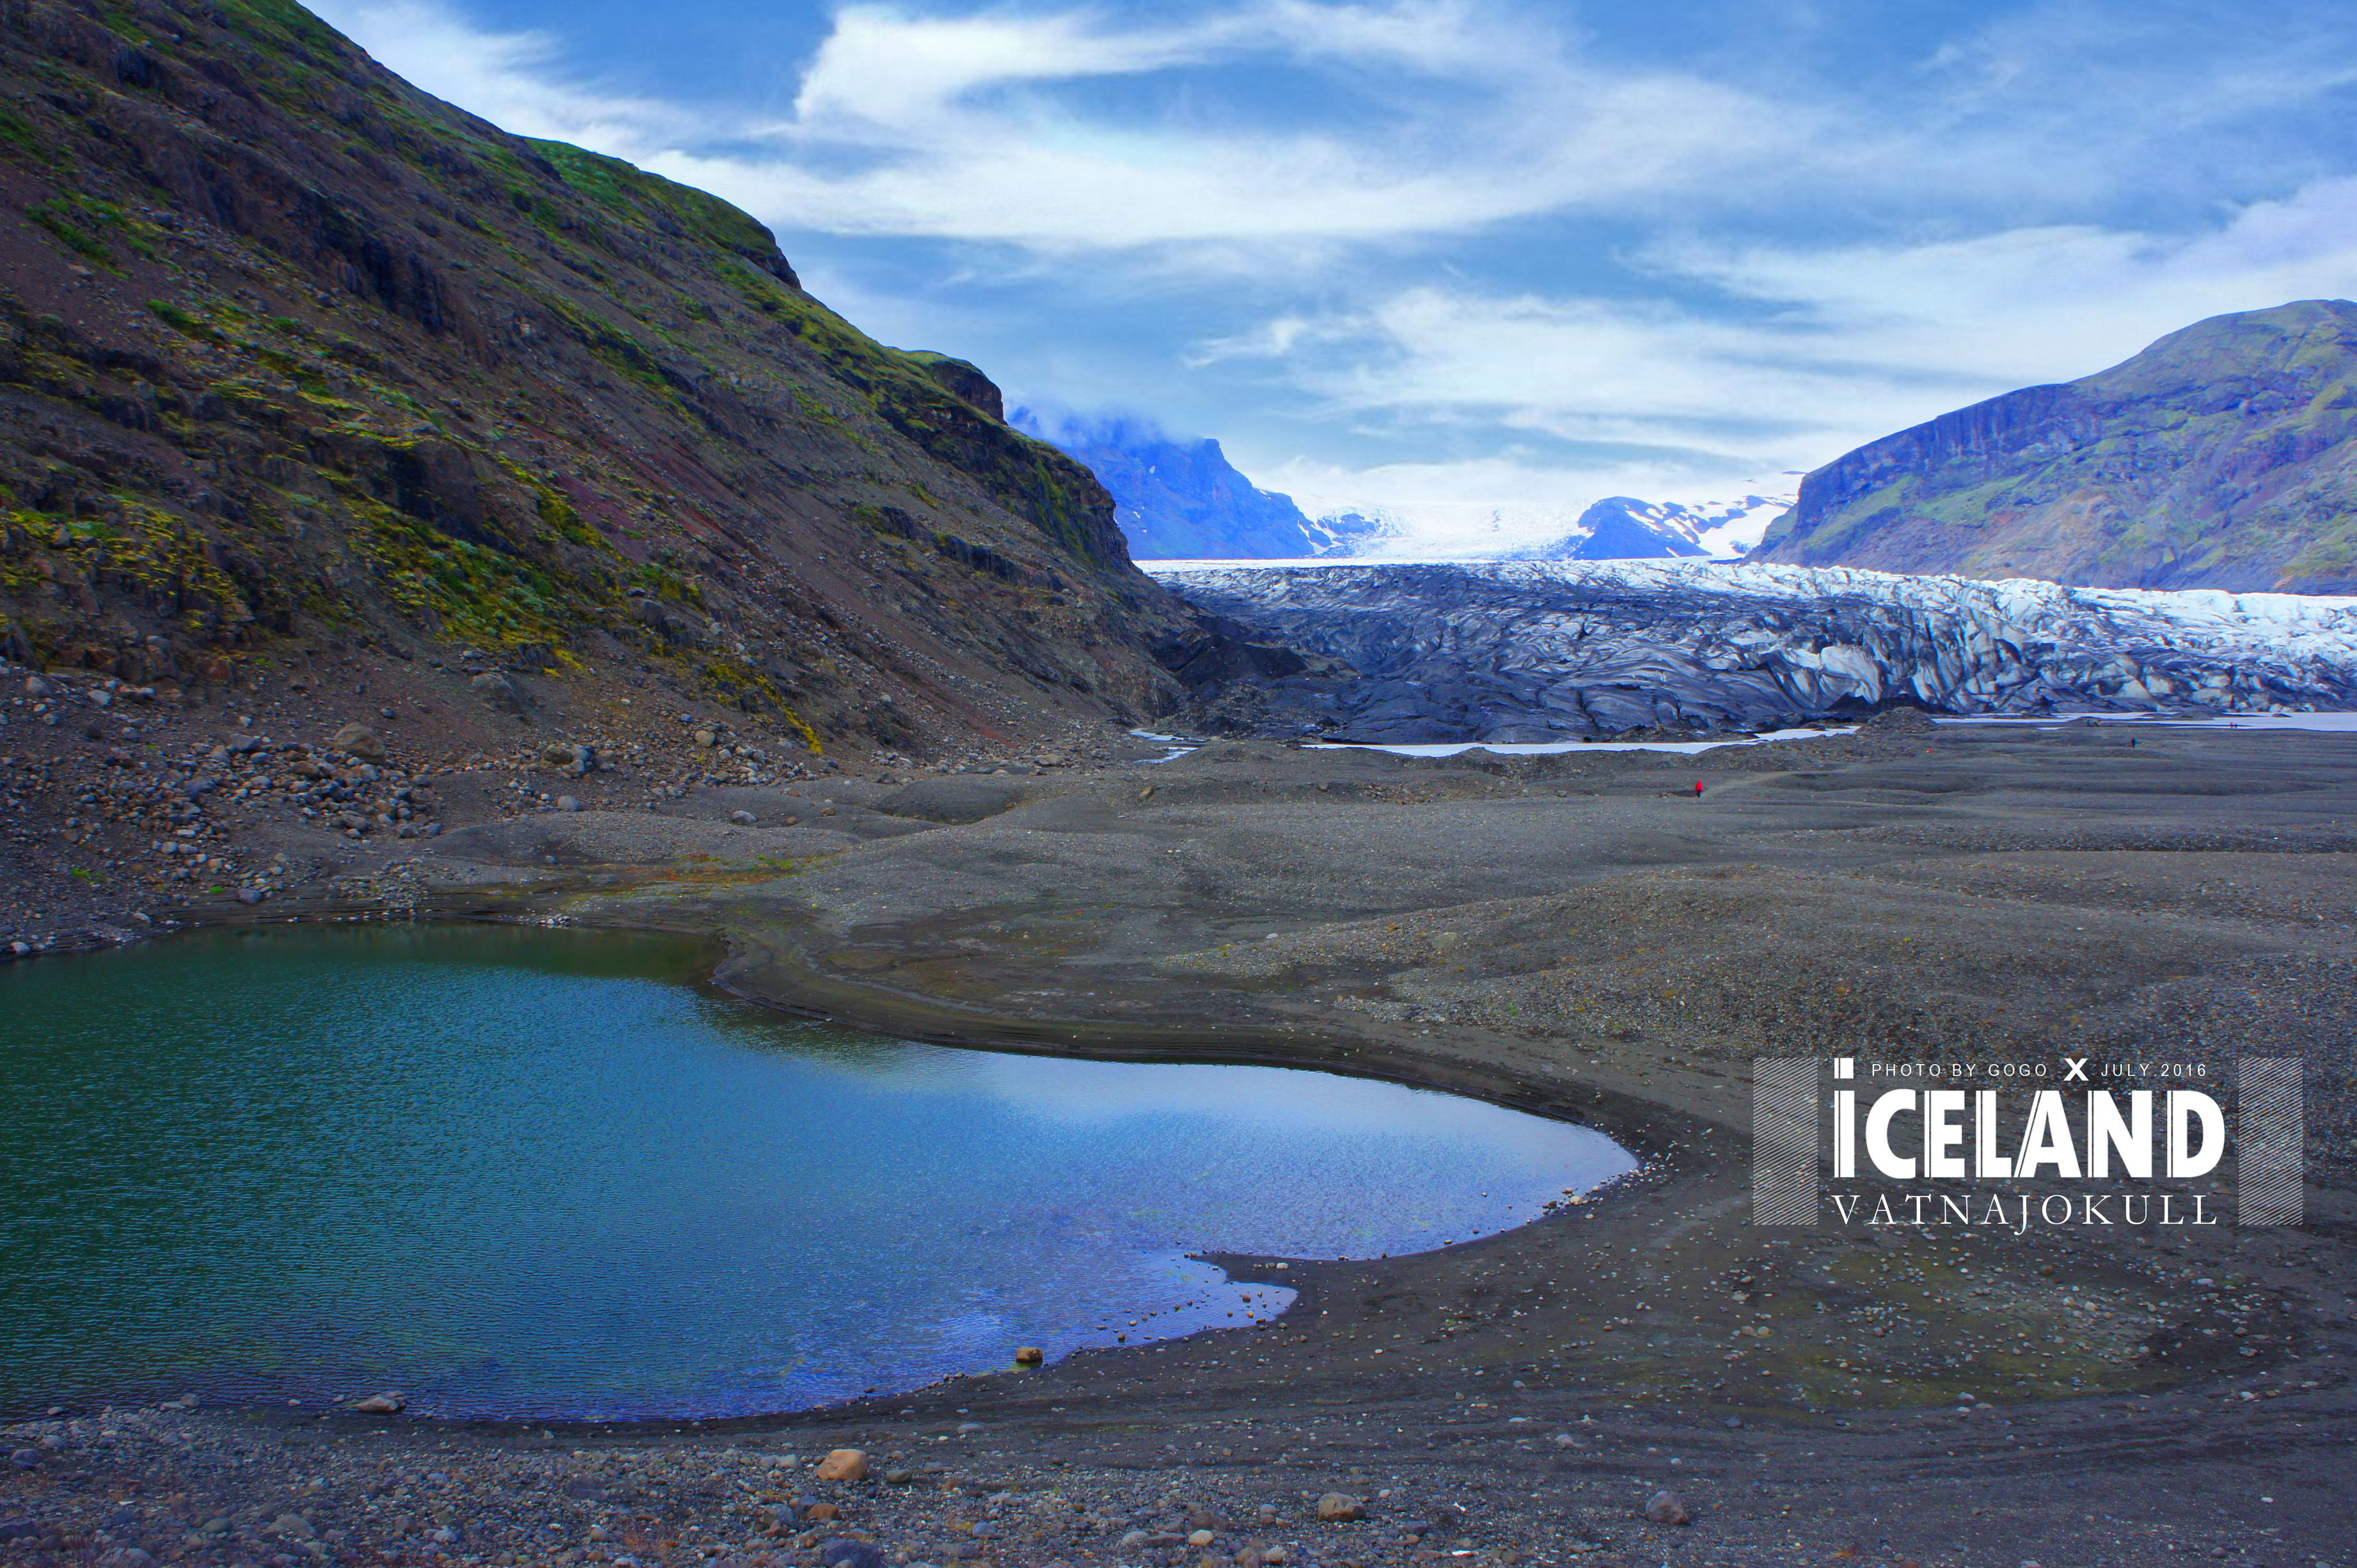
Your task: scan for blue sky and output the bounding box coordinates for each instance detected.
[310,0,2357,543]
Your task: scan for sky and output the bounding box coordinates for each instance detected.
[306,0,2357,545]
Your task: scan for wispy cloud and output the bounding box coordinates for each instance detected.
[305,0,2357,542]
[1215,175,2357,491]
[308,0,680,150]
[318,0,1801,252]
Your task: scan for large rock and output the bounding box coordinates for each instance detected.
[470,671,528,715]
[1314,1494,1365,1522]
[329,723,384,758]
[813,1448,869,1482]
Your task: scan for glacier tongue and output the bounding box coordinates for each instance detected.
[1147,560,2357,742]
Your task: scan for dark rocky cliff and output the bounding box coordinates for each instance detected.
[0,0,1190,753]
[1751,301,2357,593]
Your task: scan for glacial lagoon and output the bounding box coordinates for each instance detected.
[0,925,1633,1420]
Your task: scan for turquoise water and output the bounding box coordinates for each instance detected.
[0,925,1634,1420]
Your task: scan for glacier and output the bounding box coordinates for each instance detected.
[1147,559,2357,743]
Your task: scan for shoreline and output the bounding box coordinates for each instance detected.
[6,711,2355,1567]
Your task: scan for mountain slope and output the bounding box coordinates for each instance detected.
[0,0,1187,755]
[1014,411,1328,558]
[1750,301,2357,593]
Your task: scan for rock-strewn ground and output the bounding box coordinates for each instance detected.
[5,709,2355,1568]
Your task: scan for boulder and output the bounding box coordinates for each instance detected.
[813,1448,869,1482]
[818,1541,884,1568]
[470,671,528,714]
[330,722,384,758]
[1642,1489,1691,1526]
[1314,1494,1364,1522]
[1014,1345,1044,1365]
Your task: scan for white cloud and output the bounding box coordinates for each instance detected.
[299,0,2357,546]
[1221,176,2357,517]
[311,0,1800,252]
[305,0,681,152]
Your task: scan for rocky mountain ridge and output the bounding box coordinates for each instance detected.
[1013,410,1337,559]
[1751,300,2357,593]
[0,0,1195,764]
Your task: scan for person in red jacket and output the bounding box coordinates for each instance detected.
[1693,780,1705,797]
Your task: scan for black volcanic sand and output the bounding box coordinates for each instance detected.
[6,712,2355,1568]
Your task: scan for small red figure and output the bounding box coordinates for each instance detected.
[1692,780,1705,797]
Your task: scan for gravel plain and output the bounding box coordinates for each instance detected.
[6,709,2356,1568]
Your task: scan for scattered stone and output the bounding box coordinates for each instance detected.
[820,1541,886,1568]
[271,1514,318,1540]
[1316,1494,1366,1522]
[329,723,384,758]
[814,1448,869,1482]
[558,796,581,812]
[1642,1490,1691,1526]
[1015,1345,1044,1365]
[730,810,757,825]
[7,1449,36,1470]
[349,1393,404,1415]
[803,1501,842,1522]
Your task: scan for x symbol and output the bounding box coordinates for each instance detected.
[2062,1056,2089,1082]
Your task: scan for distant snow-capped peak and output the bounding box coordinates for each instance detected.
[1295,482,1797,562]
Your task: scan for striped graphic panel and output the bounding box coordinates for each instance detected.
[2238,1057,2304,1228]
[1751,1057,1820,1226]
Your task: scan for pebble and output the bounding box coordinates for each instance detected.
[730,810,757,824]
[7,1449,37,1470]
[1643,1489,1691,1526]
[1315,1493,1366,1521]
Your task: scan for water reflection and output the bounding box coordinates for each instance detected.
[0,925,1633,1419]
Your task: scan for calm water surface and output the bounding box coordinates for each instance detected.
[0,925,1634,1419]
